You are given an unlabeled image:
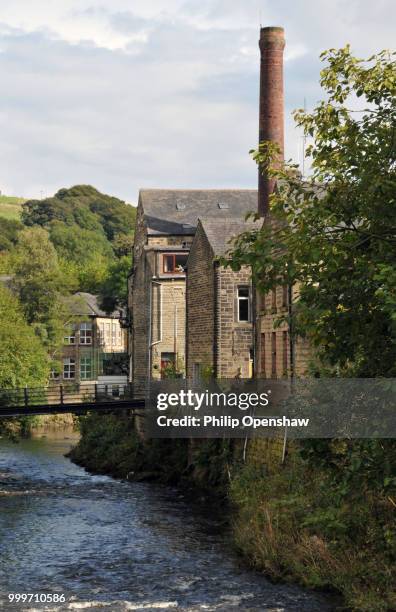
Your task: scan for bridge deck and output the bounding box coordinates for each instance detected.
[0,383,145,417]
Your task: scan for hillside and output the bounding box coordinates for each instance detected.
[0,195,26,220]
[9,185,136,309]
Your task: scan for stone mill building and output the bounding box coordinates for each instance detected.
[129,189,257,383]
[129,25,310,384]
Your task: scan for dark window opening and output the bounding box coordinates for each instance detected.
[237,287,250,322]
[271,332,277,378]
[282,286,288,309]
[260,333,266,377]
[282,331,288,376]
[271,289,277,312]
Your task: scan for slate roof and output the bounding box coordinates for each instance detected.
[197,217,262,257]
[63,292,121,318]
[139,189,258,235]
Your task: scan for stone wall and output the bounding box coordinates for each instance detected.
[186,224,254,379]
[257,284,310,378]
[150,276,186,379]
[186,227,215,378]
[131,203,190,382]
[217,266,253,378]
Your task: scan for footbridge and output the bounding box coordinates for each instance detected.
[0,383,145,417]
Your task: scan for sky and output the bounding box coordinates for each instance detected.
[0,0,394,204]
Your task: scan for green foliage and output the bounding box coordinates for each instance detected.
[70,413,189,483]
[49,222,114,292]
[21,185,136,295]
[0,218,24,251]
[98,255,131,312]
[227,47,396,376]
[11,227,71,349]
[22,185,136,241]
[0,286,49,388]
[230,445,396,611]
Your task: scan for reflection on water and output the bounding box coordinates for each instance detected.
[0,434,334,611]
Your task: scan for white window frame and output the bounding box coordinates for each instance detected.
[99,322,105,345]
[105,322,111,343]
[80,322,93,345]
[63,358,76,380]
[111,321,117,345]
[237,286,250,323]
[64,326,76,345]
[80,356,92,380]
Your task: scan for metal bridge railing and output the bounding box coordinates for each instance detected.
[0,382,139,411]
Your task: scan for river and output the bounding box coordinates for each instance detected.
[0,433,334,611]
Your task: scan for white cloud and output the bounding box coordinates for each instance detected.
[0,1,394,201]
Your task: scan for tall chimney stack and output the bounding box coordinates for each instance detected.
[258,26,285,216]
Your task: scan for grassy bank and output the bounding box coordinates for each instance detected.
[70,414,396,611]
[231,449,396,611]
[0,195,25,220]
[69,413,234,496]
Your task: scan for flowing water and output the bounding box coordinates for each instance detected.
[0,433,335,611]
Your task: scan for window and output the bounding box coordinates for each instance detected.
[64,326,76,345]
[99,322,105,345]
[105,322,111,343]
[260,333,266,377]
[63,358,75,380]
[111,322,117,345]
[271,332,277,378]
[161,352,176,378]
[271,288,277,312]
[80,357,92,380]
[162,253,188,274]
[193,363,201,381]
[237,287,250,322]
[282,331,288,376]
[282,285,288,309]
[80,322,92,345]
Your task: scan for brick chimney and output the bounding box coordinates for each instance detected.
[258,26,285,216]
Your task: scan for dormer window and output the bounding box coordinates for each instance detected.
[162,253,188,274]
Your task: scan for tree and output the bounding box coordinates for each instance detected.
[0,218,23,251]
[11,227,70,349]
[0,286,50,438]
[98,255,132,313]
[0,286,50,389]
[22,185,136,243]
[228,47,396,376]
[21,185,136,294]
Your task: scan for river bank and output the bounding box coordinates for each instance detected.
[69,412,396,612]
[0,431,334,611]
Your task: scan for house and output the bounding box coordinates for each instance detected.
[129,189,257,383]
[57,292,128,386]
[186,218,260,379]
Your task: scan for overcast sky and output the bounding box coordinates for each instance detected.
[0,0,394,204]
